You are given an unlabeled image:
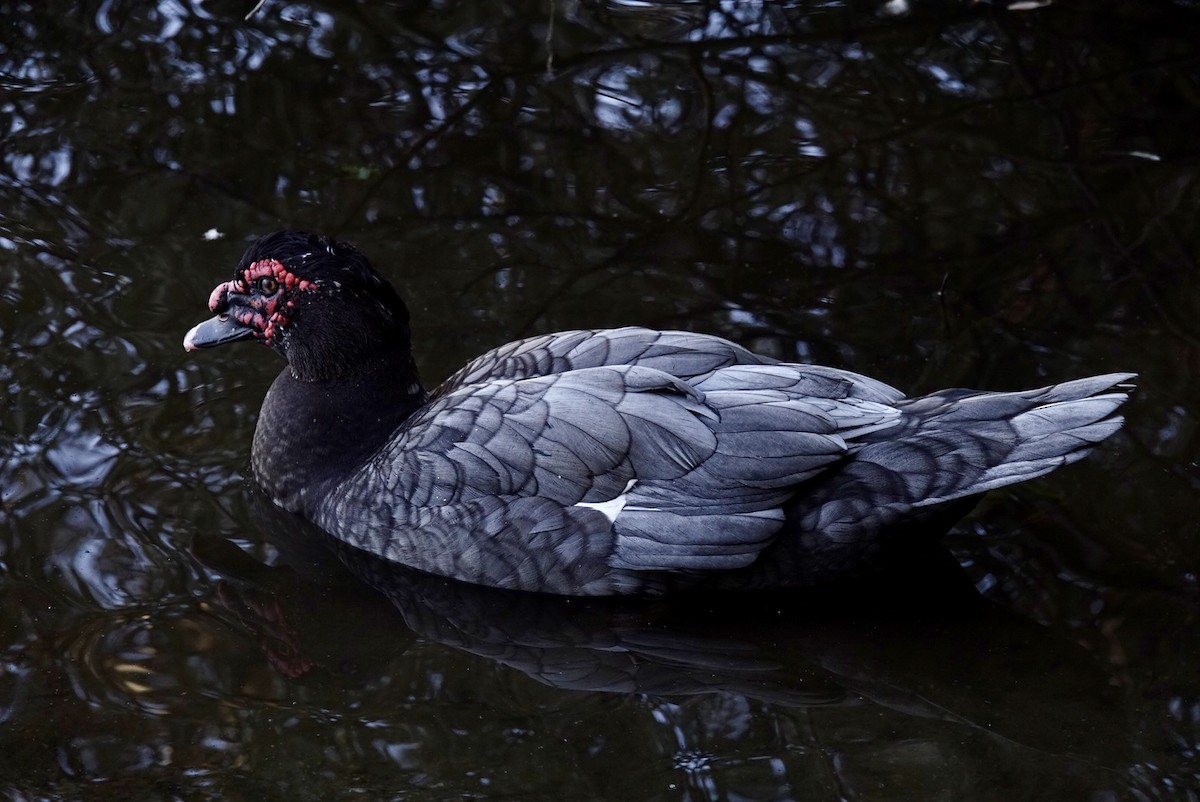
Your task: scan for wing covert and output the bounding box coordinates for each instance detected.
[320,360,901,592]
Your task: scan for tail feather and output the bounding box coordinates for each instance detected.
[1011,393,1127,439]
[1028,372,1137,404]
[903,374,1134,507]
[849,372,1128,511]
[940,416,1126,501]
[737,372,1134,587]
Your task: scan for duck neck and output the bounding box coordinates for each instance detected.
[251,347,427,514]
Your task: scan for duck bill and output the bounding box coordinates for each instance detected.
[184,315,257,351]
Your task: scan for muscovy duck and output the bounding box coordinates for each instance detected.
[185,231,1134,596]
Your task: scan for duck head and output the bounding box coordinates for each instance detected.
[185,231,413,382]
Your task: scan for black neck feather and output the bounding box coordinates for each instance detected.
[251,347,427,514]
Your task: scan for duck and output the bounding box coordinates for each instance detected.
[184,230,1135,596]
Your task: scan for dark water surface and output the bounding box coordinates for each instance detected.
[2,1,1199,799]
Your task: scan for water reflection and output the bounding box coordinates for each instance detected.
[161,497,1133,798]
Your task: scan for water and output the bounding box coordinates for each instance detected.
[1,1,1198,799]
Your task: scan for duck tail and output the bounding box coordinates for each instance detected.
[733,373,1135,588]
[881,372,1137,508]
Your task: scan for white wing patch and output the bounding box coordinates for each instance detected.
[573,479,639,522]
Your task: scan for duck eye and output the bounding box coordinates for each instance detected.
[257,277,279,294]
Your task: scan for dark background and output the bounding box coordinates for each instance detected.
[1,1,1197,799]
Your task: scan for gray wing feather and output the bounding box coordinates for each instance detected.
[607,378,873,573]
[322,359,886,592]
[695,363,904,404]
[435,327,906,398]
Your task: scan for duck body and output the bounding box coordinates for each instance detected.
[186,231,1134,596]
